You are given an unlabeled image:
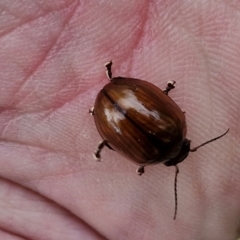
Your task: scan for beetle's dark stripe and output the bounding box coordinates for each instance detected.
[102,89,128,117]
[102,89,169,161]
[113,103,127,116]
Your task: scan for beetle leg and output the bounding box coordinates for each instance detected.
[163,81,176,95]
[105,141,114,150]
[94,140,108,161]
[105,61,113,80]
[89,107,94,115]
[136,166,145,176]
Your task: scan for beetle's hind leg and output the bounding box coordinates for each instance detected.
[105,61,113,80]
[163,81,176,95]
[89,107,94,115]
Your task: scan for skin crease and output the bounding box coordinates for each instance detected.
[0,0,239,239]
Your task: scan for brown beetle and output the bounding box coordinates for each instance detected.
[90,61,228,219]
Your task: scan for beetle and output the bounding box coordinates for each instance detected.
[89,61,229,219]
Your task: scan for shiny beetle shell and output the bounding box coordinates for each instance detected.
[91,61,229,220]
[93,77,186,166]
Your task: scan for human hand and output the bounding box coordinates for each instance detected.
[0,1,239,240]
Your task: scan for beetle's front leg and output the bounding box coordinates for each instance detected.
[136,166,145,176]
[163,81,176,95]
[94,140,114,161]
[94,140,107,161]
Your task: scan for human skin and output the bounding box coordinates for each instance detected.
[0,0,239,239]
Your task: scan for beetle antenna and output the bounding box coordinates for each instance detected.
[173,165,179,220]
[190,129,229,152]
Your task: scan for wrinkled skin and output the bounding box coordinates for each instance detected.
[0,1,239,240]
